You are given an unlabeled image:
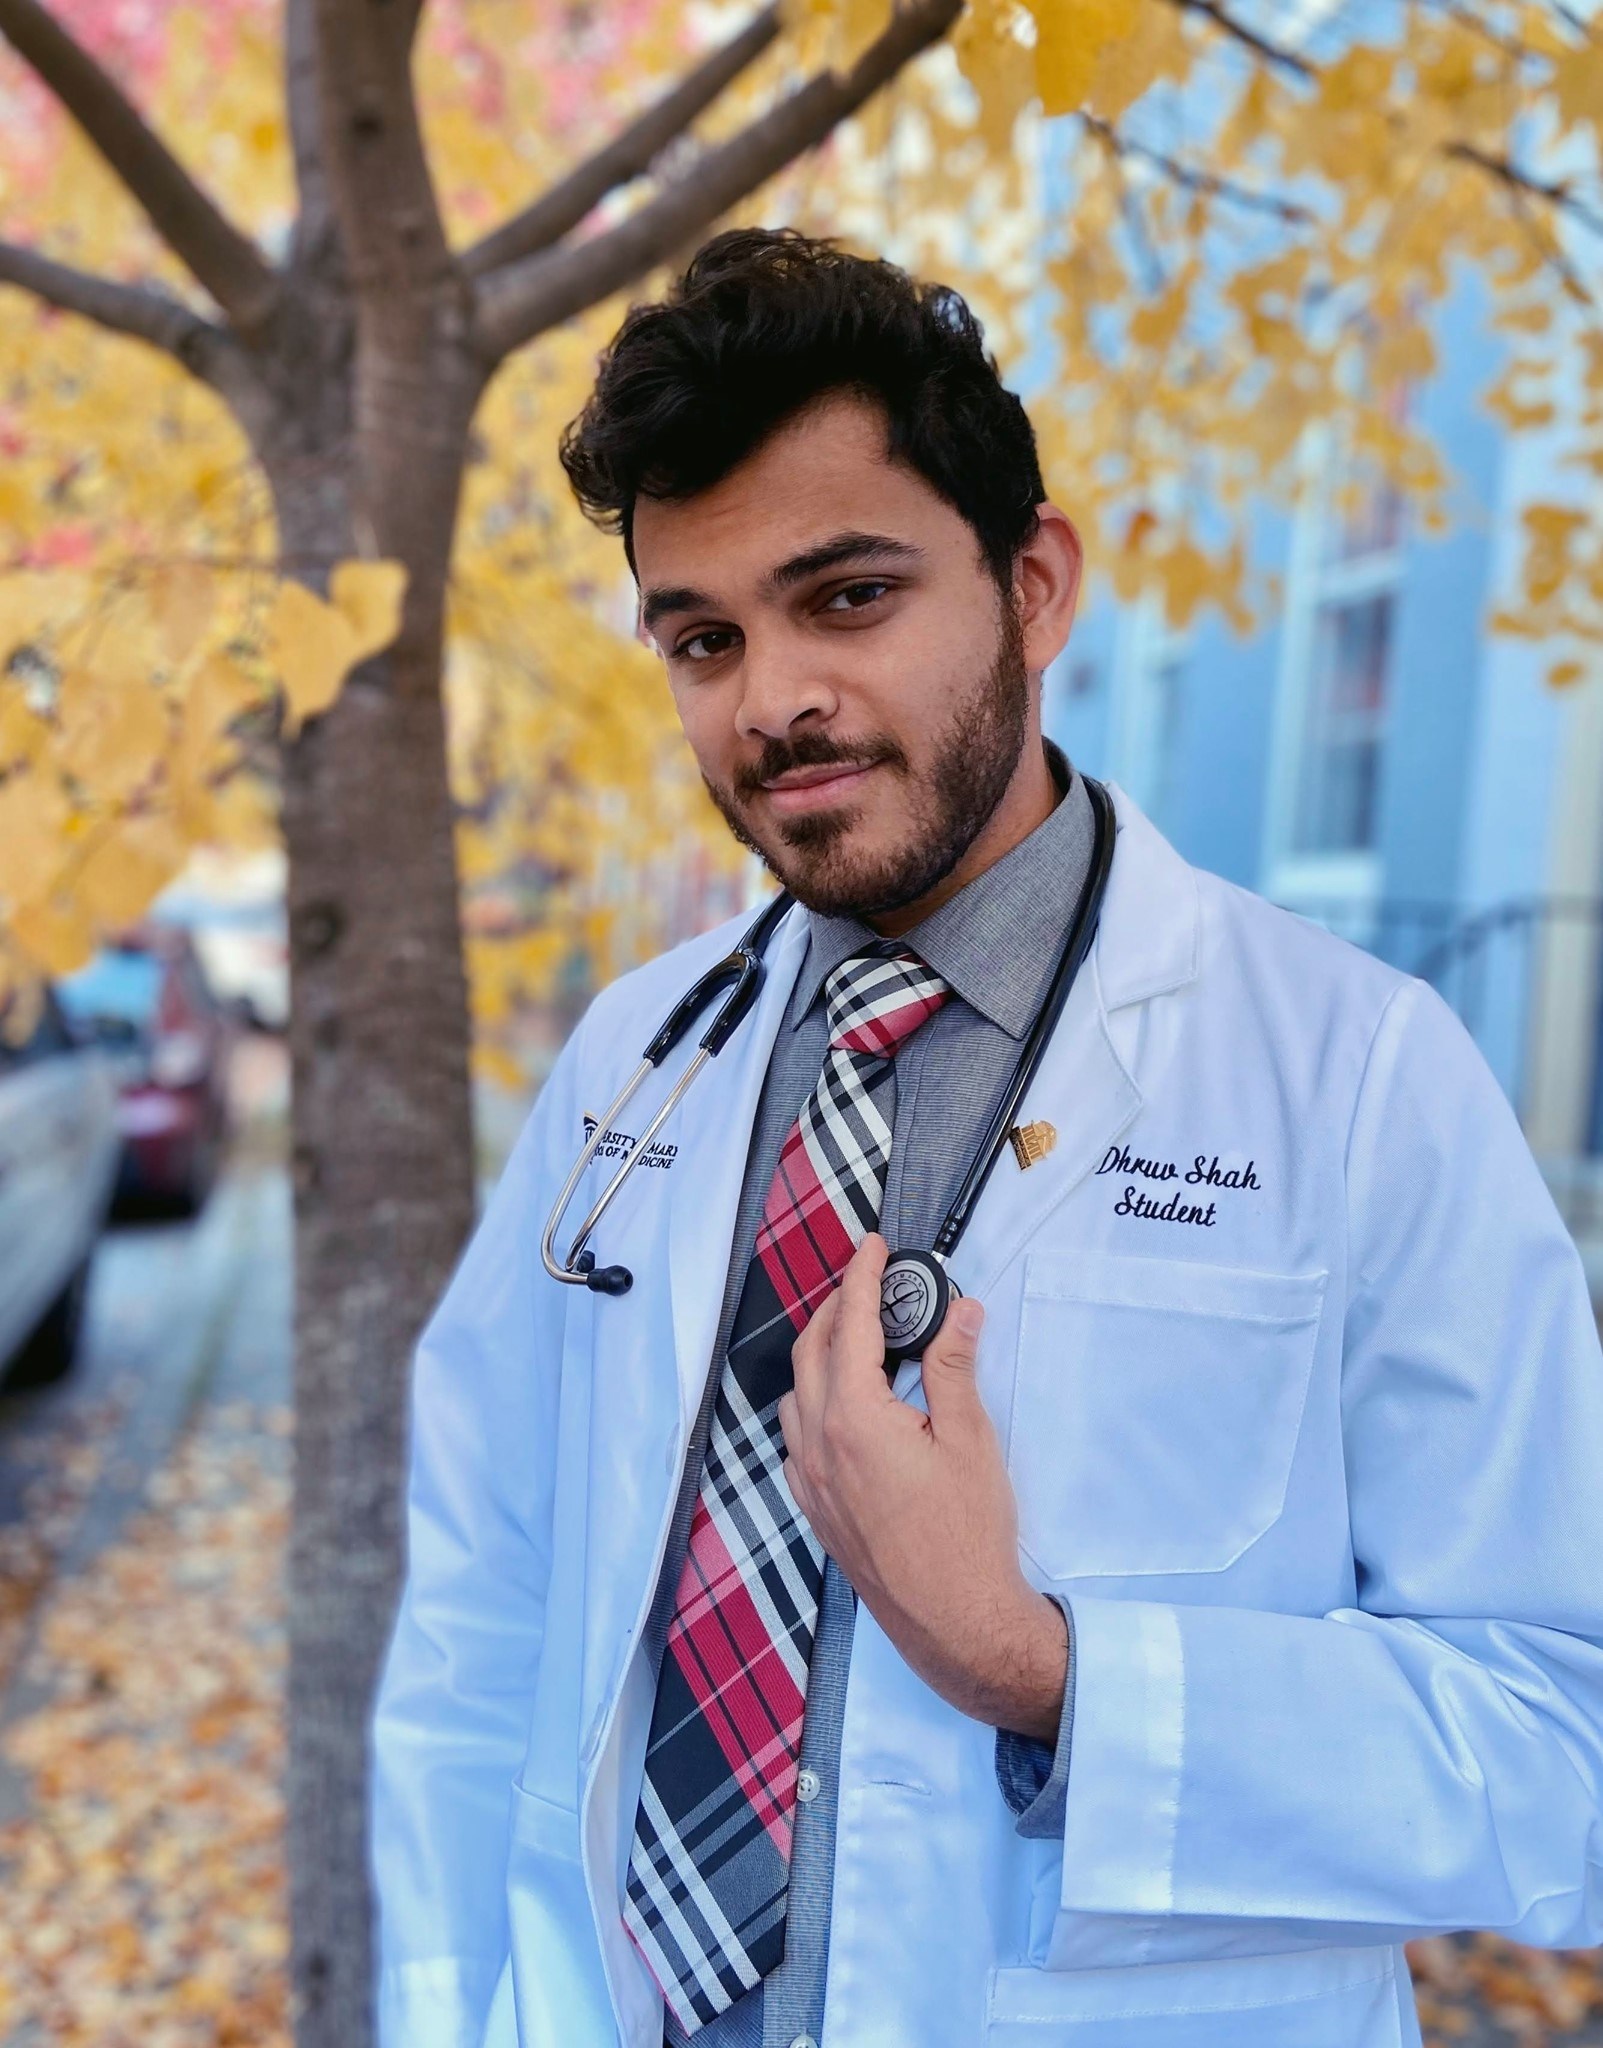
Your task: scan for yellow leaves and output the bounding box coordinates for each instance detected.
[780,0,897,75]
[1552,40,1603,138]
[1548,658,1590,690]
[186,650,268,742]
[0,771,71,906]
[1084,0,1187,121]
[1522,504,1588,605]
[148,561,216,667]
[6,896,94,977]
[0,570,88,665]
[266,583,349,735]
[331,559,409,662]
[1028,0,1143,117]
[950,1,1034,158]
[266,561,408,736]
[1318,47,1395,117]
[0,685,49,775]
[1128,265,1195,354]
[56,670,169,803]
[73,817,187,929]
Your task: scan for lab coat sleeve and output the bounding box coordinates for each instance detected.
[368,1029,584,2048]
[1048,977,1603,1969]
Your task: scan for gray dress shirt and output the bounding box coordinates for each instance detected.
[648,748,1093,2047]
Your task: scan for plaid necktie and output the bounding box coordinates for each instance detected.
[624,948,950,2034]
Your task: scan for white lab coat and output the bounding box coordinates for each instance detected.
[370,786,1603,2048]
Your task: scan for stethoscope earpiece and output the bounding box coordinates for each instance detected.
[575,1251,634,1296]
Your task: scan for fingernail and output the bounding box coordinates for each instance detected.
[952,1298,984,1338]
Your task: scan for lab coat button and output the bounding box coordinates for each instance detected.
[795,1768,820,1804]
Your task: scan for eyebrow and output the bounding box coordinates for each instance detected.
[639,583,711,634]
[638,530,925,636]
[767,530,925,591]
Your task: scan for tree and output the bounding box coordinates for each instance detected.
[0,2,1596,2041]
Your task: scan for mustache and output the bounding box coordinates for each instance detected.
[733,730,908,803]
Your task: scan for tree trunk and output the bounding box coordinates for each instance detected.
[267,324,485,2044]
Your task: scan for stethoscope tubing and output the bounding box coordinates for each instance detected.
[542,890,794,1292]
[929,771,1114,1261]
[541,773,1114,1299]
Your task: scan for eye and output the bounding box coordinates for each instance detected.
[822,579,891,613]
[674,626,741,663]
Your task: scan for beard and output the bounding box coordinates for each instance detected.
[701,599,1031,920]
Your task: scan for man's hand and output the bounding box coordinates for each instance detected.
[777,1233,1068,1744]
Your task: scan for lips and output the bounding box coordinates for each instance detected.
[760,762,877,814]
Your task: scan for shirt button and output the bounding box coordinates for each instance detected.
[788,2036,818,2048]
[795,1768,821,1804]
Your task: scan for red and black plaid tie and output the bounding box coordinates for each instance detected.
[624,947,949,2033]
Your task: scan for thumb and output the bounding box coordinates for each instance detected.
[920,1293,985,1419]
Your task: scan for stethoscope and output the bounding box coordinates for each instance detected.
[541,774,1116,1371]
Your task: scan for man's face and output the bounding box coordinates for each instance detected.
[632,394,1037,920]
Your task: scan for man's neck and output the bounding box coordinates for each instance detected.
[865,730,1060,940]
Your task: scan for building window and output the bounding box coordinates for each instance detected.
[1263,414,1409,922]
[1294,591,1395,856]
[1108,602,1189,837]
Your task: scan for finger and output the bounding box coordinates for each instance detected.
[838,1232,889,1324]
[920,1294,985,1427]
[781,1454,810,1519]
[792,1287,838,1404]
[777,1388,802,1457]
[830,1234,892,1395]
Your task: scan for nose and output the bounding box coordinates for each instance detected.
[734,627,839,740]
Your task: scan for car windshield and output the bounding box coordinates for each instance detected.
[58,950,165,1034]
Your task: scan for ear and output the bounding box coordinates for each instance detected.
[1014,503,1083,677]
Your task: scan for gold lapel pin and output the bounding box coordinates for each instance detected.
[1008,1120,1058,1171]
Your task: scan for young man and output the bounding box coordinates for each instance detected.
[370,230,1603,2048]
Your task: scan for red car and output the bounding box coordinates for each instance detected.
[58,927,233,1215]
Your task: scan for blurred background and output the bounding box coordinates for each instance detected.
[0,0,1599,2042]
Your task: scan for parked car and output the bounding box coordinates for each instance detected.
[0,985,120,1390]
[58,928,234,1216]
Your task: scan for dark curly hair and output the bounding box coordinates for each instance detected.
[559,227,1044,590]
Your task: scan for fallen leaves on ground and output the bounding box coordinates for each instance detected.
[0,1392,126,1695]
[1413,1932,1603,2046]
[0,1401,291,2048]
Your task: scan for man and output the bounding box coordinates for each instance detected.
[370,230,1603,2048]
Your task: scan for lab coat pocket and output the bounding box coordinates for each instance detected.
[985,1946,1405,2047]
[1009,1251,1327,1580]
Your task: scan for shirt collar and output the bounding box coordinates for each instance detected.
[792,741,1097,1041]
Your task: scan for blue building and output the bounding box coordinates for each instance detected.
[1043,287,1603,1216]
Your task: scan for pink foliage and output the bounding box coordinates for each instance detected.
[0,0,270,196]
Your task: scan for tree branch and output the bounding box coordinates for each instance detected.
[1164,0,1314,79]
[309,0,453,302]
[474,0,961,362]
[464,6,783,281]
[0,0,278,333]
[1446,139,1603,242]
[0,237,242,373]
[1082,114,1313,223]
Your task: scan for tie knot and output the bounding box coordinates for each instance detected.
[825,948,948,1056]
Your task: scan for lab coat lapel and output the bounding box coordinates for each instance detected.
[666,901,810,1429]
[957,784,1201,1300]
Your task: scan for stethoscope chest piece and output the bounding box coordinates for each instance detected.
[879,1248,961,1372]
